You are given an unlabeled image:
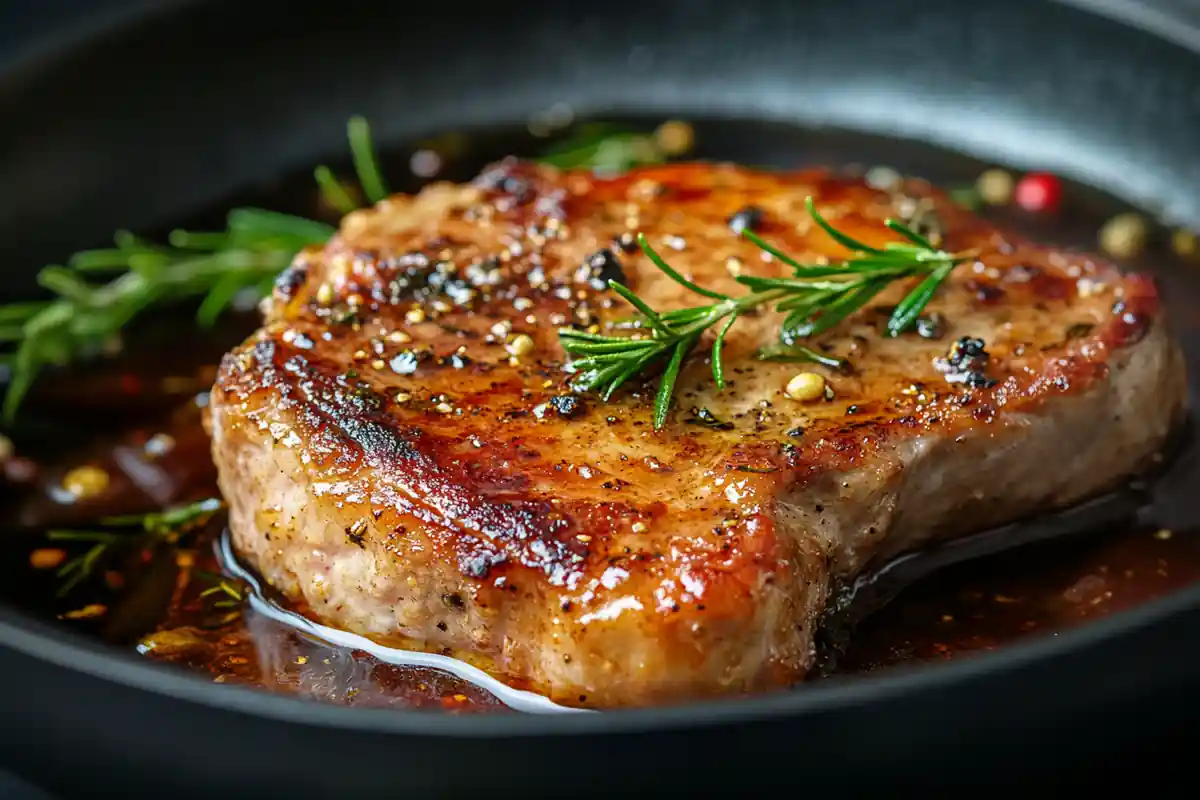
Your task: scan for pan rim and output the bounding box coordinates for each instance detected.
[3,580,1200,735]
[1,0,1199,738]
[1056,0,1200,52]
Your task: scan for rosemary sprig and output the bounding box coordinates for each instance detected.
[559,197,973,429]
[312,115,390,212]
[47,497,223,597]
[1,115,388,424]
[0,116,653,424]
[1,203,342,424]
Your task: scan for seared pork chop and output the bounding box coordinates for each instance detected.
[209,161,1185,708]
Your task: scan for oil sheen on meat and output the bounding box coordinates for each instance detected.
[208,161,1186,708]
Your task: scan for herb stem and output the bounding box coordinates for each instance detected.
[347,116,389,204]
[313,166,359,215]
[0,117,673,425]
[46,498,223,597]
[560,198,969,428]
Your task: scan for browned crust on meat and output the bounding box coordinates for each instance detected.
[210,161,1186,706]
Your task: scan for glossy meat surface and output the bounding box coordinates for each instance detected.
[209,161,1185,707]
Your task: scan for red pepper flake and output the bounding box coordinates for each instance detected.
[1014,172,1063,213]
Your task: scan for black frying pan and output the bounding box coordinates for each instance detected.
[2,0,1200,795]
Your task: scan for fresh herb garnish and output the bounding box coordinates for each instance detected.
[535,123,667,174]
[0,197,340,424]
[558,197,974,429]
[313,115,390,212]
[0,116,658,424]
[3,115,957,433]
[755,341,848,370]
[192,568,246,609]
[47,497,224,597]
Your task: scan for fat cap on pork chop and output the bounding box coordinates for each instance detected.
[209,161,1185,708]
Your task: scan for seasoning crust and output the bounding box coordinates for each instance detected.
[210,161,1185,707]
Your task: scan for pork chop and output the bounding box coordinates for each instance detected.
[208,161,1186,708]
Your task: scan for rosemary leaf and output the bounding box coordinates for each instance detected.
[736,275,864,292]
[314,165,360,215]
[167,230,230,251]
[556,338,660,356]
[712,313,738,389]
[536,123,666,173]
[348,116,389,203]
[607,281,673,336]
[654,338,692,430]
[71,248,145,271]
[226,208,334,245]
[806,196,880,255]
[637,233,727,299]
[196,273,253,328]
[885,218,937,250]
[56,543,108,597]
[604,347,663,400]
[886,260,956,336]
[783,278,887,340]
[0,302,48,323]
[756,341,847,370]
[37,267,93,303]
